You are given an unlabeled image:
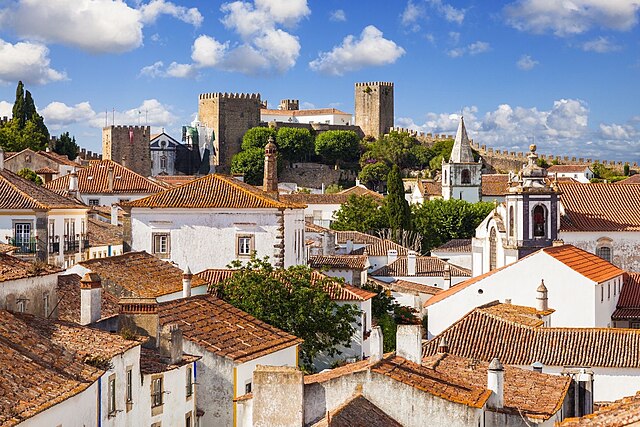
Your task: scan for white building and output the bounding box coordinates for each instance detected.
[371,252,471,289]
[261,103,353,125]
[123,173,306,272]
[441,117,482,202]
[547,164,594,183]
[430,238,472,270]
[308,254,369,285]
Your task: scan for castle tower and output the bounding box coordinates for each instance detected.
[279,99,299,111]
[441,117,482,202]
[198,92,261,174]
[354,82,394,139]
[102,126,151,176]
[264,137,278,193]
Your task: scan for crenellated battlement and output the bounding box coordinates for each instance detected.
[104,125,151,132]
[199,92,261,100]
[355,81,394,87]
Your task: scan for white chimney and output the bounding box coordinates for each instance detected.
[407,251,417,276]
[80,272,102,325]
[437,337,449,354]
[370,326,383,362]
[69,168,79,193]
[110,204,119,226]
[443,263,452,289]
[387,249,398,265]
[346,239,354,254]
[396,324,423,365]
[487,358,504,409]
[182,266,192,298]
[537,280,548,311]
[0,146,4,170]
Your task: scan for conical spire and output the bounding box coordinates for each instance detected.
[450,116,475,163]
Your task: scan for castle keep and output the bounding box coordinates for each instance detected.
[102,125,151,177]
[354,81,394,139]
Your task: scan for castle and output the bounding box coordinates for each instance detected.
[102,125,152,177]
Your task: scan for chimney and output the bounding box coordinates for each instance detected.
[80,272,102,325]
[182,266,192,298]
[159,323,183,365]
[346,239,354,254]
[396,324,423,365]
[370,326,383,362]
[0,146,4,170]
[118,297,160,347]
[252,366,303,427]
[107,165,114,192]
[407,251,417,276]
[322,231,335,256]
[437,337,449,354]
[487,358,504,409]
[387,249,398,265]
[537,280,548,311]
[532,361,543,373]
[121,156,127,169]
[110,204,119,225]
[263,137,278,194]
[443,263,452,289]
[68,168,79,193]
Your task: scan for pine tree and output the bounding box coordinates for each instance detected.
[12,81,25,128]
[386,164,411,232]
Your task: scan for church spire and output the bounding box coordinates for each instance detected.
[450,116,475,163]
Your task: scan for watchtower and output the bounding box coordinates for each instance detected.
[198,92,261,174]
[102,125,151,176]
[279,99,299,111]
[354,82,394,139]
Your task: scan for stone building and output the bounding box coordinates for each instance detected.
[354,81,394,139]
[442,117,482,202]
[102,125,152,177]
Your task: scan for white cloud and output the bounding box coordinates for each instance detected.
[401,1,424,28]
[301,101,316,109]
[428,0,465,24]
[309,25,405,75]
[0,39,67,84]
[140,61,166,78]
[581,36,622,53]
[221,0,309,37]
[330,9,346,22]
[448,31,460,44]
[139,0,203,27]
[191,35,229,68]
[516,54,538,70]
[166,62,196,78]
[446,40,490,57]
[505,0,640,36]
[0,101,12,117]
[41,101,96,128]
[599,123,636,140]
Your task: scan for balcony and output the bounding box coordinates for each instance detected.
[63,235,90,254]
[7,237,37,254]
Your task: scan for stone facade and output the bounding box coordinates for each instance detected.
[198,93,261,174]
[102,126,152,177]
[354,82,394,139]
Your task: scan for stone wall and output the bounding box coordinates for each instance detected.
[102,126,151,176]
[279,162,357,189]
[355,82,394,139]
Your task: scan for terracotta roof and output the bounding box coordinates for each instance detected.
[304,357,373,384]
[0,253,60,283]
[338,186,384,199]
[351,239,409,256]
[45,160,164,194]
[616,174,640,184]
[431,238,472,253]
[0,243,17,254]
[423,304,640,368]
[559,390,640,426]
[87,218,123,246]
[158,294,302,363]
[612,273,640,320]
[416,179,442,197]
[125,173,303,209]
[312,394,402,427]
[542,244,624,283]
[196,268,237,286]
[559,183,640,231]
[309,255,368,270]
[90,205,123,221]
[78,252,207,299]
[151,175,199,187]
[37,150,79,166]
[334,231,382,245]
[34,166,58,174]
[56,274,120,323]
[0,169,86,210]
[261,107,351,116]
[371,257,471,278]
[385,279,442,296]
[280,193,350,205]
[305,221,331,233]
[139,347,200,374]
[547,164,591,173]
[481,174,510,196]
[478,301,554,327]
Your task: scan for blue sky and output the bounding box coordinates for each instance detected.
[0,0,638,163]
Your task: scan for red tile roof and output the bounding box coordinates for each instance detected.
[386,279,443,296]
[139,347,200,374]
[612,272,640,320]
[0,169,86,210]
[616,174,640,184]
[56,274,120,323]
[158,294,302,363]
[196,268,237,286]
[151,175,199,187]
[370,257,471,278]
[261,108,350,116]
[547,164,591,174]
[0,243,17,254]
[432,238,472,253]
[415,179,442,197]
[34,166,58,174]
[481,174,510,196]
[334,231,382,245]
[37,150,79,167]
[312,394,402,427]
[351,239,409,256]
[45,160,164,194]
[559,183,640,231]
[305,221,331,233]
[125,174,303,209]
[309,255,368,270]
[87,218,123,246]
[280,193,351,205]
[559,390,640,426]
[0,253,60,283]
[542,244,624,283]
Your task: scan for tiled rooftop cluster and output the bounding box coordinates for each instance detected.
[0,253,59,282]
[0,169,84,210]
[371,256,471,277]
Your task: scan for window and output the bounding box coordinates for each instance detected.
[461,169,471,184]
[14,222,32,249]
[43,293,50,318]
[185,413,192,427]
[596,246,612,263]
[532,205,547,238]
[108,374,116,415]
[245,382,252,394]
[88,199,100,206]
[126,368,133,403]
[151,377,163,407]
[152,233,170,258]
[601,286,603,302]
[631,322,640,329]
[608,283,611,300]
[444,170,447,184]
[508,206,515,237]
[16,298,26,313]
[489,227,497,271]
[186,366,193,398]
[160,155,168,170]
[237,235,254,257]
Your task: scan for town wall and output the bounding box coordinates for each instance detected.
[279,162,357,188]
[355,82,394,139]
[102,126,151,177]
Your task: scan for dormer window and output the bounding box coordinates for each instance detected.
[532,205,547,237]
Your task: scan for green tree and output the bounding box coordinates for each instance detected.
[12,81,26,128]
[324,184,343,194]
[386,165,411,232]
[331,195,388,232]
[53,132,79,160]
[315,130,360,165]
[358,161,390,191]
[276,127,314,162]
[17,168,43,185]
[412,198,494,252]
[0,119,48,152]
[624,163,631,176]
[241,127,277,150]
[212,257,360,370]
[231,147,265,185]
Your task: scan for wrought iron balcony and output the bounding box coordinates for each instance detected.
[7,237,37,254]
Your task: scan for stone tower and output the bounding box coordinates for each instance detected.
[102,126,151,176]
[442,117,482,202]
[354,81,394,139]
[263,137,278,193]
[198,92,261,174]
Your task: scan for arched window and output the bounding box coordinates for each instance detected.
[160,155,167,170]
[532,205,547,237]
[509,206,515,237]
[596,237,613,263]
[489,227,497,271]
[461,169,471,184]
[596,247,611,262]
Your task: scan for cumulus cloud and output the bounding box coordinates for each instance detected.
[309,25,405,75]
[0,39,67,84]
[330,9,346,22]
[0,100,12,117]
[447,41,491,57]
[516,54,539,70]
[41,102,96,128]
[504,0,640,36]
[139,0,203,27]
[581,36,622,53]
[191,35,229,68]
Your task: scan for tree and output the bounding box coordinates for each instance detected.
[331,195,388,232]
[324,184,343,194]
[412,198,494,252]
[276,127,314,162]
[624,163,631,176]
[358,161,389,191]
[385,165,411,232]
[2,81,50,151]
[12,81,25,128]
[53,132,79,160]
[17,168,43,185]
[212,257,360,370]
[231,147,265,185]
[315,130,360,165]
[241,127,277,150]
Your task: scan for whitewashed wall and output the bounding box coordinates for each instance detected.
[561,231,640,273]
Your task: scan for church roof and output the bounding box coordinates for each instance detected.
[449,117,475,163]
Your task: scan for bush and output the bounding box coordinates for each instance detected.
[231,148,265,185]
[17,168,42,185]
[276,127,314,162]
[242,127,277,150]
[315,130,360,165]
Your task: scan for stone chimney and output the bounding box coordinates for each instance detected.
[0,146,4,170]
[110,204,119,226]
[437,337,449,354]
[80,272,102,325]
[182,265,192,298]
[263,137,278,194]
[537,280,548,311]
[396,324,423,365]
[118,297,160,347]
[107,165,114,192]
[407,251,417,276]
[69,168,79,193]
[443,263,452,289]
[487,358,504,409]
[159,323,183,365]
[253,365,304,427]
[370,326,383,362]
[387,249,398,265]
[322,230,335,256]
